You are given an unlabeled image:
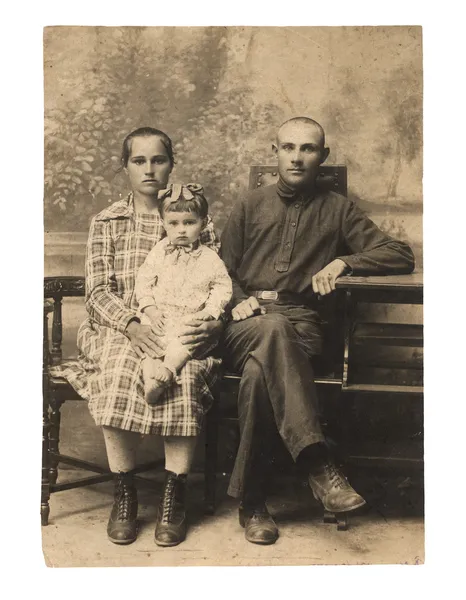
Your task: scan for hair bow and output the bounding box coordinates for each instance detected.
[158,183,204,203]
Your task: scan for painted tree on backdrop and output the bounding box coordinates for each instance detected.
[44,27,283,233]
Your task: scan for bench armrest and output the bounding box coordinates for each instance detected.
[44,276,85,298]
[44,276,85,365]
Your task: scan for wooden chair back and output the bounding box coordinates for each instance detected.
[249,164,347,195]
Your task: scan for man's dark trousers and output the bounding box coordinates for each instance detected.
[222,302,326,499]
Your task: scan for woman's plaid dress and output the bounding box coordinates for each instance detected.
[61,193,222,436]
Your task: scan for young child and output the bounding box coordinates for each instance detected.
[135,183,232,405]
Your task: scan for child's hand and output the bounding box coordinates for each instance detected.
[143,306,166,335]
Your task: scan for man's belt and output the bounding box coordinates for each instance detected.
[250,290,316,306]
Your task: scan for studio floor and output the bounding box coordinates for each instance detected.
[41,468,424,568]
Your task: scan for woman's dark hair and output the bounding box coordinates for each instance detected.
[119,127,176,170]
[159,193,209,220]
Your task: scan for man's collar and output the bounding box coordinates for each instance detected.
[276,177,315,203]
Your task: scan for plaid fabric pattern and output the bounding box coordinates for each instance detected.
[57,193,222,436]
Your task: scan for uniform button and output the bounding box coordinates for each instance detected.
[291,222,296,227]
[294,204,300,209]
[285,242,291,247]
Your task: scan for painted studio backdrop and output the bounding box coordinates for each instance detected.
[43,25,422,465]
[45,26,422,270]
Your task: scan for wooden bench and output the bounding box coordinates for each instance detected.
[43,276,341,524]
[203,274,423,513]
[337,273,423,396]
[42,165,422,527]
[42,165,348,526]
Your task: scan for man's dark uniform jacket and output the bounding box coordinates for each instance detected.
[219,182,415,498]
[220,183,415,307]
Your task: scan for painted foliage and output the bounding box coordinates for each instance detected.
[44,27,283,232]
[44,26,422,259]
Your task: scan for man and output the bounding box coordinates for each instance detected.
[220,117,415,545]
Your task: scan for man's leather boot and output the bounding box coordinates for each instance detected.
[308,461,366,513]
[154,470,188,547]
[239,502,279,545]
[107,471,138,544]
[239,484,279,545]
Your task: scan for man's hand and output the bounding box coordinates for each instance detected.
[125,320,166,359]
[142,306,166,336]
[178,317,224,357]
[312,259,348,296]
[231,296,266,321]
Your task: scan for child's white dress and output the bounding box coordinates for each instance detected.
[135,237,232,347]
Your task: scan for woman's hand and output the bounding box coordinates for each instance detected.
[177,317,224,357]
[125,320,166,359]
[191,310,215,322]
[142,306,166,336]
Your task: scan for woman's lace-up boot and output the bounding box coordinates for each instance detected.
[154,470,188,547]
[107,472,138,544]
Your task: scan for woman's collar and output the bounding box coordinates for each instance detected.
[94,192,134,221]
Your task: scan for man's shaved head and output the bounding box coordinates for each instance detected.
[273,117,329,190]
[277,117,326,146]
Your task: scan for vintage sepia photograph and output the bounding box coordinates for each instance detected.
[42,25,423,568]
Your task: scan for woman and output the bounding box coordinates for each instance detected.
[62,127,224,547]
